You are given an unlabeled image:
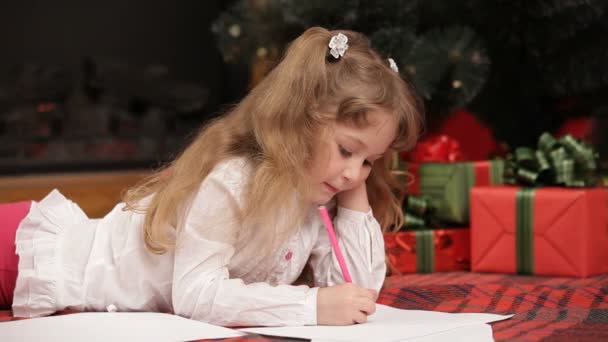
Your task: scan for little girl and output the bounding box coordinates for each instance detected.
[0,27,423,327]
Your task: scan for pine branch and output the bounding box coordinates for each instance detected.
[396,26,489,110]
[356,0,419,32]
[282,0,360,29]
[525,0,607,55]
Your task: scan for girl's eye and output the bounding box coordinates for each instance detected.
[340,145,373,167]
[339,145,352,158]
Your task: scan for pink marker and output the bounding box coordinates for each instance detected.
[318,206,352,283]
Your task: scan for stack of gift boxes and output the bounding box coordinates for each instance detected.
[386,133,608,277]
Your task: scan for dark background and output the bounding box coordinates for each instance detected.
[0,1,605,175]
[0,1,243,109]
[0,0,245,174]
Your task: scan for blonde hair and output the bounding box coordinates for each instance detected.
[124,26,423,254]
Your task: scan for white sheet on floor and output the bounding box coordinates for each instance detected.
[312,323,495,342]
[0,312,245,342]
[241,304,512,342]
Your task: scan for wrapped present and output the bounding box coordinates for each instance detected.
[471,132,606,277]
[407,160,504,224]
[396,134,467,196]
[391,134,503,225]
[384,228,470,274]
[471,186,608,277]
[398,135,504,225]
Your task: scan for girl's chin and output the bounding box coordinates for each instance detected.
[311,195,334,206]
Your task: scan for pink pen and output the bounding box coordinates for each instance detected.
[318,206,353,283]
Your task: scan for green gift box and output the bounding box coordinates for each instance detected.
[408,160,504,224]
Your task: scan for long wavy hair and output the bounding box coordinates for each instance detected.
[124,26,424,255]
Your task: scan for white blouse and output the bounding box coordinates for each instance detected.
[12,157,386,327]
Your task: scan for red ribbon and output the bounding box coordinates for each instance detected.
[412,135,465,162]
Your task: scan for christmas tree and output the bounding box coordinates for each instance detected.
[212,0,608,151]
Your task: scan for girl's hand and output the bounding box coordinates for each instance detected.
[317,283,377,325]
[336,182,370,212]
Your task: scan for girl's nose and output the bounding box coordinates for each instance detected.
[341,161,361,181]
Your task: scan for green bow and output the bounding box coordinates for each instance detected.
[401,194,440,230]
[504,132,599,187]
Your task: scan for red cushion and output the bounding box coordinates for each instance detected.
[0,201,31,309]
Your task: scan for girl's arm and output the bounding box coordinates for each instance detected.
[307,184,387,292]
[171,165,317,327]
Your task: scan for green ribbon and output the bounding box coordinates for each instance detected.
[403,194,433,228]
[490,159,505,185]
[516,188,535,275]
[400,196,438,273]
[505,132,599,187]
[415,230,435,273]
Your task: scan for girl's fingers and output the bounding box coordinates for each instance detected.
[356,297,376,315]
[353,311,368,324]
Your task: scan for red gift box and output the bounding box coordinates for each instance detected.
[471,186,608,277]
[384,229,470,274]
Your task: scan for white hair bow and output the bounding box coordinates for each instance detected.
[388,58,399,73]
[328,33,349,59]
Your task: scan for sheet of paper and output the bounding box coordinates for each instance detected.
[241,304,512,342]
[0,312,245,342]
[405,324,494,342]
[312,323,495,342]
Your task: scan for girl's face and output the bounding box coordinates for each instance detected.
[307,108,398,205]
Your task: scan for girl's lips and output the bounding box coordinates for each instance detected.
[323,182,339,193]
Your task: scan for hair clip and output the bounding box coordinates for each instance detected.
[328,33,349,59]
[388,58,399,73]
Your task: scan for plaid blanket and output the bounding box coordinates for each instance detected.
[2,272,607,341]
[382,272,608,342]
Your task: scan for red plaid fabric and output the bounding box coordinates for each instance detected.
[2,272,607,341]
[381,272,608,342]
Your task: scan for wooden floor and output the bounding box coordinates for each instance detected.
[0,170,150,218]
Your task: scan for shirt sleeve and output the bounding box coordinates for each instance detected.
[171,167,318,327]
[308,206,387,292]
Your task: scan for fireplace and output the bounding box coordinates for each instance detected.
[0,59,210,174]
[0,1,241,175]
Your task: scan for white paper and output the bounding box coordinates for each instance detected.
[0,312,245,342]
[405,324,494,342]
[241,304,512,342]
[312,323,495,342]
